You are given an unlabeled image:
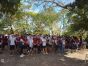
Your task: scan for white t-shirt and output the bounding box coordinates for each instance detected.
[62,39,65,45]
[27,36,33,48]
[41,37,46,46]
[9,35,16,45]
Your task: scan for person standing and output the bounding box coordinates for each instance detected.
[58,37,65,54]
[2,34,8,50]
[41,36,48,54]
[8,34,16,55]
[27,35,33,55]
[0,35,2,53]
[18,37,25,57]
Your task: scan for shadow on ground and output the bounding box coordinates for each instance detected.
[0,50,88,66]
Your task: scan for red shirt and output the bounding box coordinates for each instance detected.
[36,37,42,46]
[2,36,8,45]
[33,37,37,45]
[24,39,28,46]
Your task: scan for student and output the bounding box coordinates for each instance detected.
[0,35,2,53]
[74,37,79,50]
[70,36,76,52]
[54,36,58,53]
[33,35,38,54]
[36,35,42,54]
[19,38,25,57]
[15,35,20,49]
[27,35,33,55]
[9,34,16,55]
[2,35,8,50]
[79,36,83,49]
[58,37,64,54]
[15,35,20,54]
[41,36,48,54]
[23,36,28,55]
[61,37,65,54]
[82,40,87,49]
[47,36,52,53]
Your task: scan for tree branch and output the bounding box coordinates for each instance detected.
[44,0,66,9]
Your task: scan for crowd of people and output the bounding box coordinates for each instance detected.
[0,34,87,57]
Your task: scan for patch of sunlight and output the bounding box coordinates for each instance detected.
[59,58,65,61]
[64,49,88,60]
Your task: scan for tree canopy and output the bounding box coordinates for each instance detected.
[0,0,20,15]
[64,0,88,35]
[0,0,88,36]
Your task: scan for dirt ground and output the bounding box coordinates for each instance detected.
[0,49,88,66]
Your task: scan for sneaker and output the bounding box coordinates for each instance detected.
[1,59,5,63]
[20,54,25,58]
[45,52,48,55]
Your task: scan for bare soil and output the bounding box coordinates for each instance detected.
[0,49,88,66]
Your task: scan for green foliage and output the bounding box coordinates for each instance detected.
[0,0,21,34]
[29,7,59,34]
[65,0,88,35]
[0,0,20,15]
[0,0,75,35]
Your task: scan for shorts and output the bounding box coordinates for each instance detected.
[24,45,29,49]
[28,47,33,50]
[10,45,15,50]
[0,45,2,48]
[42,46,46,48]
[33,45,37,48]
[47,44,52,47]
